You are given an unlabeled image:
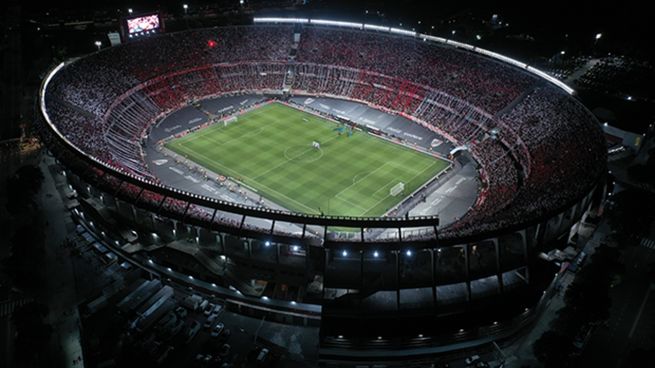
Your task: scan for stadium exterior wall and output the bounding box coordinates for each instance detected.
[39,91,603,309]
[37,22,607,352]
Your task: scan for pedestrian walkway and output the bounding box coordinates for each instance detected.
[640,237,655,250]
[39,158,85,368]
[0,298,33,318]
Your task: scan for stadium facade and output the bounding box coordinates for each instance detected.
[38,19,607,362]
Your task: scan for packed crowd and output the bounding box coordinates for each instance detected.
[43,24,605,240]
[441,86,606,238]
[296,27,537,113]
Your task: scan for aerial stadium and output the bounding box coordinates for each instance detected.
[37,17,608,363]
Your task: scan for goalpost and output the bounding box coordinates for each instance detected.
[389,182,405,197]
[223,116,238,127]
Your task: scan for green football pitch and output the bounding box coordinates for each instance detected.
[165,102,449,217]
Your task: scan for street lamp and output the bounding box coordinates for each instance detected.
[594,33,603,48]
[94,40,102,50]
[183,4,188,13]
[128,8,133,14]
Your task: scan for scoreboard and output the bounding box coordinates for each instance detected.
[120,12,164,42]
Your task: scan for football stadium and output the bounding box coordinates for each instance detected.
[165,102,449,217]
[38,17,608,363]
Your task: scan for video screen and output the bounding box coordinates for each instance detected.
[127,14,160,34]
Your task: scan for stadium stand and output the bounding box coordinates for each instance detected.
[42,24,606,241]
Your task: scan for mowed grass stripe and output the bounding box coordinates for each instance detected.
[166,102,449,217]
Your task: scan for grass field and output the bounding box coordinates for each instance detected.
[165,102,449,217]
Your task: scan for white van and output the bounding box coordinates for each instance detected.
[204,313,217,329]
[198,299,209,312]
[256,347,270,362]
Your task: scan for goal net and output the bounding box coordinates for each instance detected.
[390,182,405,197]
[223,116,238,127]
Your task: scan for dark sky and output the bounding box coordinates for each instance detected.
[11,0,654,59]
[18,0,653,33]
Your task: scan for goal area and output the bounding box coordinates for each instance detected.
[390,182,405,197]
[223,115,238,127]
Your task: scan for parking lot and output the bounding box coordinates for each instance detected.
[74,237,318,368]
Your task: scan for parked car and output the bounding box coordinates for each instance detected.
[465,355,481,365]
[256,347,269,362]
[204,303,216,316]
[101,252,118,265]
[218,328,231,342]
[174,306,188,319]
[568,251,588,273]
[199,299,209,312]
[186,320,201,343]
[182,294,202,311]
[211,322,225,338]
[218,343,231,357]
[204,314,218,329]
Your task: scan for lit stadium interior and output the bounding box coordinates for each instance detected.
[2,2,654,367]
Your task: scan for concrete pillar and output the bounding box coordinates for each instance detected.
[464,244,471,301]
[493,238,503,293]
[430,248,437,307]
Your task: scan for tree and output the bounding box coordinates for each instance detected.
[647,262,655,284]
[553,306,584,336]
[627,147,655,185]
[12,302,52,367]
[606,188,655,242]
[3,223,46,289]
[625,348,654,368]
[564,278,611,325]
[533,330,576,367]
[5,165,44,214]
[563,245,622,326]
